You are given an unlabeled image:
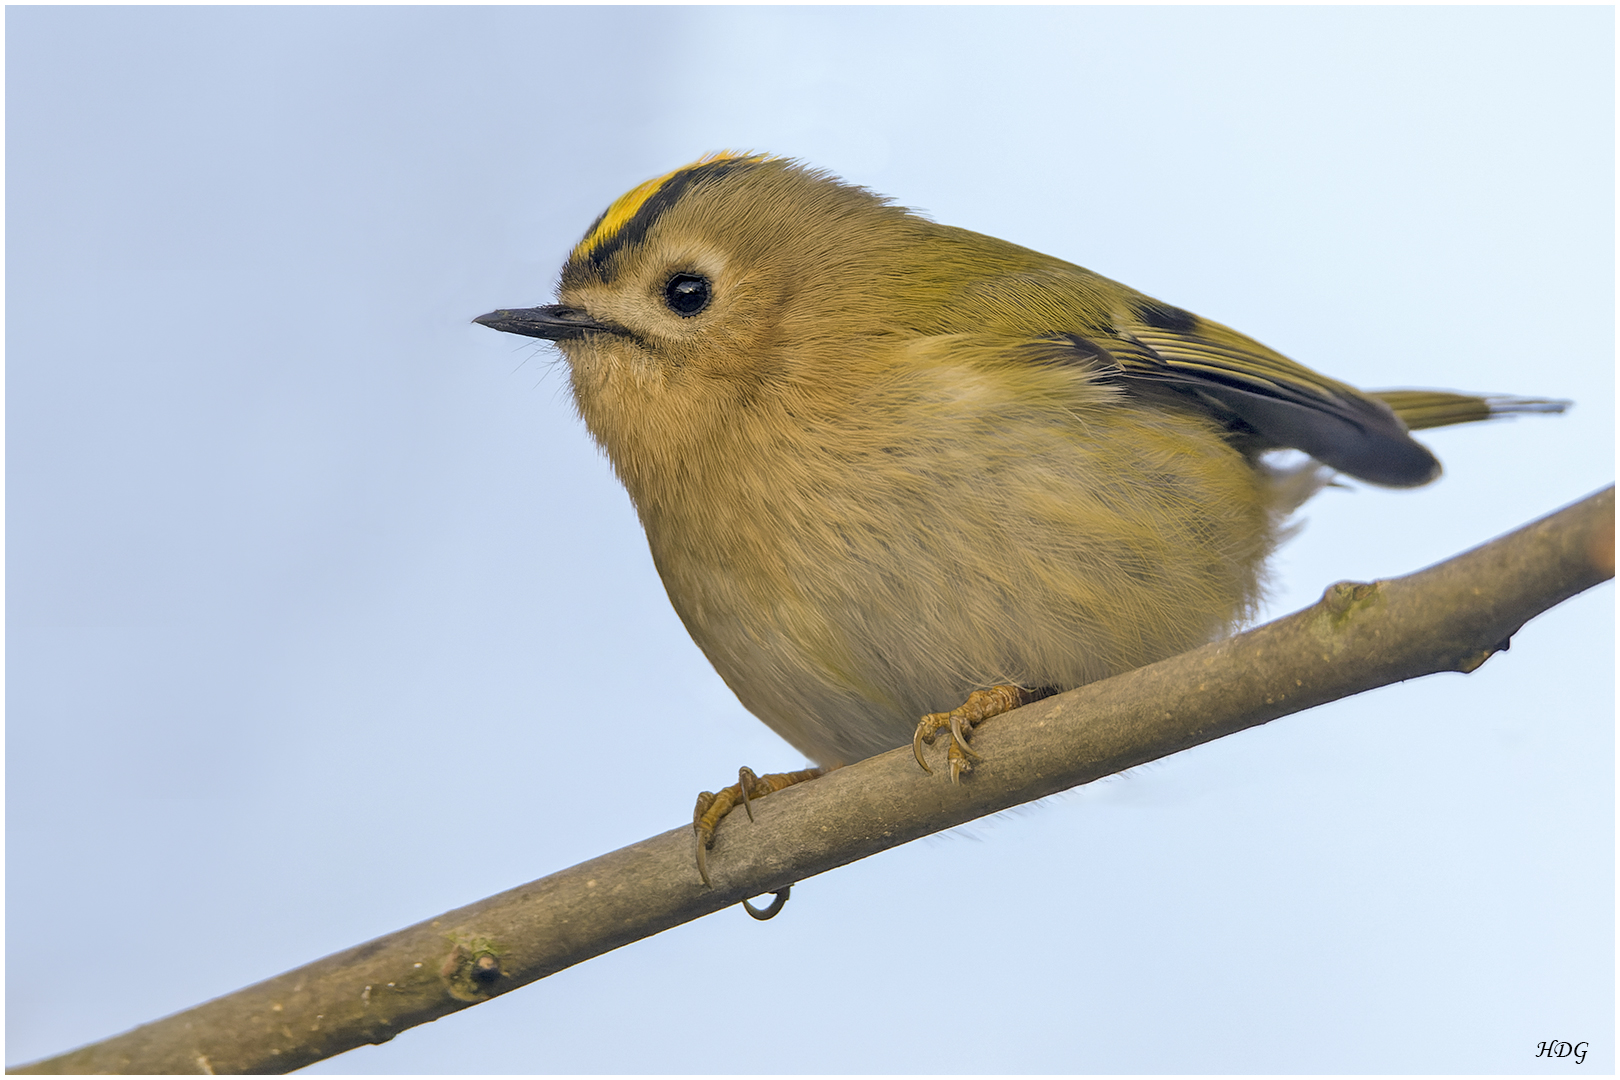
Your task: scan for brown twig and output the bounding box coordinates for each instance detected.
[13,486,1613,1075]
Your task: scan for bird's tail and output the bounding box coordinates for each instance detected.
[1373,390,1570,432]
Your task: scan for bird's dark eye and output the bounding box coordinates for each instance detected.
[664,273,711,317]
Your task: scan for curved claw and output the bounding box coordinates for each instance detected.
[737,766,758,822]
[742,886,792,920]
[912,724,934,773]
[948,712,984,761]
[693,789,718,887]
[695,830,712,888]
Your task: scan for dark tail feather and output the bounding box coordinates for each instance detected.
[1373,390,1570,432]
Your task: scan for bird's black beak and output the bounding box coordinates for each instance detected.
[473,304,621,341]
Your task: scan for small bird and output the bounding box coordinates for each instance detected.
[476,152,1563,885]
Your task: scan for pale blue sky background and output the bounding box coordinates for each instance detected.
[7,6,1614,1073]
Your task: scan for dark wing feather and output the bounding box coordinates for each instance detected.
[1075,302,1441,488]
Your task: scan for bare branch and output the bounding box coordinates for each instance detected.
[13,486,1613,1076]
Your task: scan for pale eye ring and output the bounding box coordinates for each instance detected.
[663,272,711,317]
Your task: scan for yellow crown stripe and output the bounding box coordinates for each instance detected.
[572,151,770,261]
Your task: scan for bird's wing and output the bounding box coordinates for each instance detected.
[1068,298,1440,487]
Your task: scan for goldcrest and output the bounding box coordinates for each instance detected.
[476,152,1561,782]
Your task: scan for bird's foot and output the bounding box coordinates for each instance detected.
[912,685,1055,782]
[693,765,825,891]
